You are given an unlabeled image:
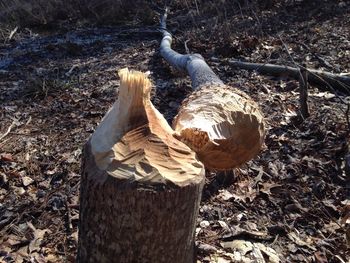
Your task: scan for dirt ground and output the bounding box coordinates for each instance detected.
[0,1,349,262]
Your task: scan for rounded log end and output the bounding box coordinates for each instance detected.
[173,85,265,170]
[90,68,204,186]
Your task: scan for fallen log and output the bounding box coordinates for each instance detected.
[77,69,205,263]
[160,9,265,170]
[228,60,350,95]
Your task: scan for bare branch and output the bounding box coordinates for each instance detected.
[227,60,350,95]
[159,8,223,89]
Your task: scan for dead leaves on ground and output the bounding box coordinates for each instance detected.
[1,1,350,261]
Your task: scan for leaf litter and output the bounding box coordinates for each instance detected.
[0,1,349,262]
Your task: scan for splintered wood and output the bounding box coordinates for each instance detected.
[159,9,266,170]
[90,68,203,185]
[173,85,265,170]
[78,69,204,263]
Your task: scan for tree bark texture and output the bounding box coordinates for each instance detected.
[160,41,224,89]
[77,143,204,263]
[159,10,265,170]
[77,69,205,263]
[160,27,223,89]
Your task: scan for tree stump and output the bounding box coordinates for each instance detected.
[77,69,205,263]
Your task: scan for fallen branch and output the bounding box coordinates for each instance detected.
[227,60,350,95]
[160,9,265,170]
[0,120,16,142]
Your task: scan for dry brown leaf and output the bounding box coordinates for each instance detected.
[27,222,51,253]
[0,153,13,162]
[22,176,34,187]
[287,232,316,251]
[255,243,280,263]
[260,182,282,196]
[220,240,279,263]
[218,189,234,201]
[221,239,254,255]
[323,221,341,234]
[314,251,328,263]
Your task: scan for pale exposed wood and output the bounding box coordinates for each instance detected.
[160,10,266,170]
[173,85,265,170]
[0,120,16,142]
[90,68,203,185]
[77,69,205,263]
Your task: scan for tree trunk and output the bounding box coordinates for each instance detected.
[160,9,265,170]
[77,69,205,263]
[77,144,204,263]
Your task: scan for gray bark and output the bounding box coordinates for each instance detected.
[160,11,223,89]
[77,142,204,263]
[158,9,266,171]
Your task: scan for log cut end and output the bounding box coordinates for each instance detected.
[90,68,204,186]
[173,85,265,170]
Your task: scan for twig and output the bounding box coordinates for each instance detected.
[312,195,343,229]
[0,120,16,142]
[271,234,279,246]
[299,66,310,119]
[279,36,350,95]
[280,37,312,120]
[228,59,350,131]
[0,29,6,42]
[279,35,297,65]
[299,42,338,72]
[159,7,169,33]
[184,39,190,54]
[345,103,350,133]
[345,153,350,177]
[8,26,18,40]
[65,199,72,234]
[227,60,350,94]
[194,0,200,15]
[308,71,350,131]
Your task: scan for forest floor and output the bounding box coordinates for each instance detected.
[0,1,349,262]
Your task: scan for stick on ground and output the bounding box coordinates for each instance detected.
[299,66,310,119]
[228,60,350,95]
